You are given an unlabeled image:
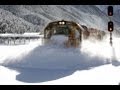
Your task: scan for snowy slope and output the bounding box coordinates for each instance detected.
[96,5,120,27]
[1,5,120,32]
[0,8,40,33]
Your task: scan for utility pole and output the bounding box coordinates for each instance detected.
[110,32,112,46]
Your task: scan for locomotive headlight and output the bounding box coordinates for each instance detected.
[62,21,65,25]
[59,21,65,25]
[59,21,62,25]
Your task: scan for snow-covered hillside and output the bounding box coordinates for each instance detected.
[0,8,40,33]
[0,5,120,33]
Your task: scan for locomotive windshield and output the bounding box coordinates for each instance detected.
[54,25,69,36]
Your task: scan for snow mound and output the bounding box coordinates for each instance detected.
[1,35,120,70]
[0,38,106,70]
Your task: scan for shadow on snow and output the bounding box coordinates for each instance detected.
[2,43,120,83]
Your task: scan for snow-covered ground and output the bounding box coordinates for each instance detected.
[0,34,120,85]
[0,64,120,85]
[0,32,42,37]
[0,5,120,85]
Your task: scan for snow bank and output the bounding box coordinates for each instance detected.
[0,33,42,37]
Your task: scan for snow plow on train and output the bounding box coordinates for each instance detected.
[43,20,106,48]
[43,20,83,48]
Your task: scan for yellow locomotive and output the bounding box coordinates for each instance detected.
[43,20,84,48]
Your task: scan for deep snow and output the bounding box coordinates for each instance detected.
[0,5,120,85]
[0,34,120,85]
[0,64,120,85]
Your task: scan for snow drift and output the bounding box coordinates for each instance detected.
[1,35,120,70]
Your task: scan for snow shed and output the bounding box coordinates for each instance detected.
[43,20,84,47]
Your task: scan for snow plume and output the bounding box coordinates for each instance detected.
[81,35,120,63]
[1,35,120,70]
[81,38,112,60]
[0,38,109,70]
[0,40,42,65]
